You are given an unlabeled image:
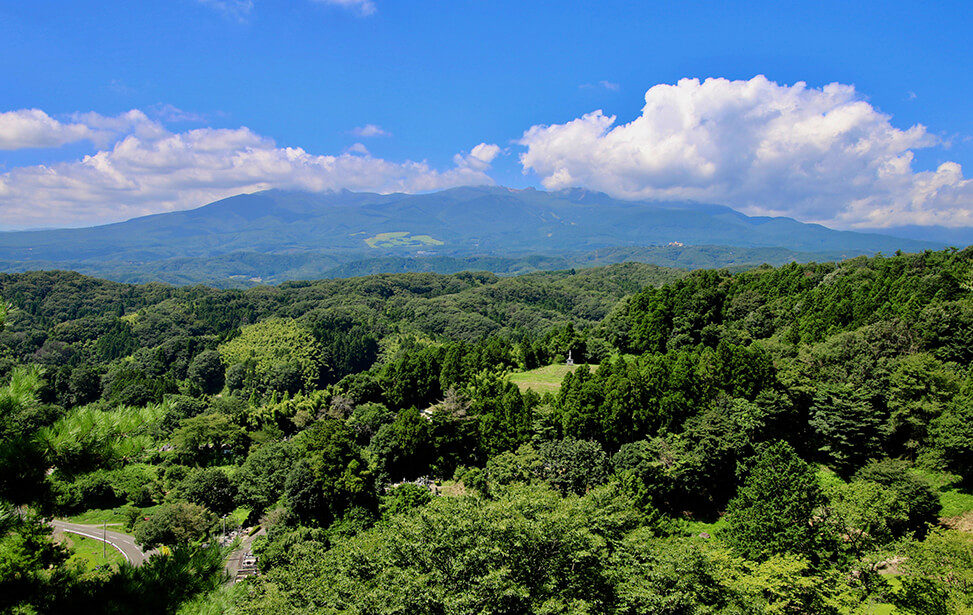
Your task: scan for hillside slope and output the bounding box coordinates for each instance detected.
[0,186,944,284]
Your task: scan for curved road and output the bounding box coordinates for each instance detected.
[51,520,149,565]
[52,520,258,578]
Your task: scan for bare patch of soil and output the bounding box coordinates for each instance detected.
[941,510,973,532]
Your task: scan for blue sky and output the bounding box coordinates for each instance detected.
[0,0,970,229]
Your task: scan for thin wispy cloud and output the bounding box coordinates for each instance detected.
[580,81,620,92]
[350,124,390,138]
[108,79,136,96]
[312,0,377,17]
[197,0,254,21]
[148,104,208,124]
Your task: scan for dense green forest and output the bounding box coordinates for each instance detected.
[0,244,863,288]
[2,251,973,614]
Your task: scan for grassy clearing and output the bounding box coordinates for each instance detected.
[941,489,973,518]
[909,467,973,518]
[364,231,444,248]
[61,532,128,570]
[508,363,599,394]
[680,517,727,539]
[437,480,470,497]
[65,508,129,525]
[66,504,163,526]
[910,467,962,491]
[853,575,903,615]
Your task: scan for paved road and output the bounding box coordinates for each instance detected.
[51,520,149,566]
[222,526,265,582]
[52,519,261,579]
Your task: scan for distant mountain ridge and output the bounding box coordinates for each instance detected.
[0,186,947,285]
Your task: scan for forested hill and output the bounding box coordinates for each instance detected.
[2,250,973,614]
[0,186,945,286]
[0,262,679,381]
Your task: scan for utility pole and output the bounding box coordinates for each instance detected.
[103,521,107,560]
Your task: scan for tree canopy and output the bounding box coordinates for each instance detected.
[2,251,973,613]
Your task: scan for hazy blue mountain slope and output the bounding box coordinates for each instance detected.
[0,186,945,284]
[857,224,973,246]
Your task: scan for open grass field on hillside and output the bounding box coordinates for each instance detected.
[508,363,599,394]
[909,468,973,520]
[59,532,128,570]
[940,488,973,518]
[66,505,163,525]
[364,231,445,248]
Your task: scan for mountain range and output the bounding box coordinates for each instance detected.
[0,186,949,286]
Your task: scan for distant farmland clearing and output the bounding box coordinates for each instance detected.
[508,363,599,394]
[364,231,445,248]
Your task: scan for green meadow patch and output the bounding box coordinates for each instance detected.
[66,508,131,525]
[364,231,445,248]
[66,504,163,525]
[908,468,973,518]
[61,532,128,570]
[941,488,973,518]
[508,363,599,394]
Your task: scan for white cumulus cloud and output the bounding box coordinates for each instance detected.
[0,110,98,150]
[454,143,501,172]
[519,75,973,228]
[0,109,163,151]
[0,112,495,228]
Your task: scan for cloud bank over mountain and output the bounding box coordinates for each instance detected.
[519,76,973,229]
[0,76,970,230]
[0,111,497,228]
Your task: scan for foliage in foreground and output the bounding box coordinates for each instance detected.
[241,483,869,615]
[2,252,973,613]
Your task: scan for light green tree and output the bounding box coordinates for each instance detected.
[895,529,973,615]
[219,318,325,393]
